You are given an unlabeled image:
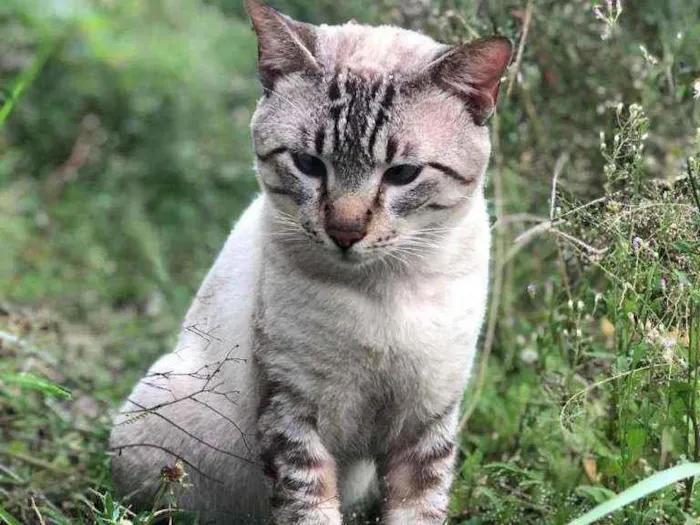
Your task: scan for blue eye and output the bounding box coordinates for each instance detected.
[291,152,327,178]
[383,164,423,186]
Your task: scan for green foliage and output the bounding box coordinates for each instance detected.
[1,372,72,399]
[1,0,700,524]
[0,506,22,525]
[571,463,700,525]
[2,0,260,316]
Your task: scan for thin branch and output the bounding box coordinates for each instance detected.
[107,444,222,483]
[550,152,570,220]
[31,497,46,525]
[553,229,608,256]
[125,399,259,467]
[505,0,535,100]
[491,213,549,230]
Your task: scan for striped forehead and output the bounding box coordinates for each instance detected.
[313,71,399,187]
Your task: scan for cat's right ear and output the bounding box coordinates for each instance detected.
[244,0,320,92]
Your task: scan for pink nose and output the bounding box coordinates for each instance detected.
[326,228,366,249]
[325,196,370,250]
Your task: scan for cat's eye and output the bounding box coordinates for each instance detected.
[291,152,327,178]
[383,164,424,186]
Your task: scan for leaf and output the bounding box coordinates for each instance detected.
[1,372,72,400]
[625,425,647,461]
[568,462,700,525]
[575,485,617,504]
[600,317,615,338]
[0,506,22,525]
[582,456,601,483]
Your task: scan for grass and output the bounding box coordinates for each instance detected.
[2,0,700,523]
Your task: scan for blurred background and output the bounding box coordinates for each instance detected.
[1,0,700,523]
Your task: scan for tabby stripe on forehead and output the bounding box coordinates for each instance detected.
[428,162,472,185]
[344,76,367,143]
[328,74,345,151]
[330,105,342,151]
[328,76,341,101]
[368,83,396,157]
[370,79,382,100]
[386,137,398,164]
[314,128,325,155]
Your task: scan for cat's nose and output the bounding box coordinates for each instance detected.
[326,227,367,249]
[325,197,370,250]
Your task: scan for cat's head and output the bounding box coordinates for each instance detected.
[246,0,511,270]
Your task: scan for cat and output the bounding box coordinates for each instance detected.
[109,1,511,523]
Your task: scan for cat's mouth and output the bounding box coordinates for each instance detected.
[324,243,361,263]
[322,241,374,266]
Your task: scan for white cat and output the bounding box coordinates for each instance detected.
[109,1,511,523]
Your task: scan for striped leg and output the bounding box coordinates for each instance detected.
[258,382,342,525]
[381,404,459,525]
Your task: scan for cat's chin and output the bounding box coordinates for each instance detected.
[312,245,384,271]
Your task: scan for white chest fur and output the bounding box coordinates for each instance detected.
[255,201,490,455]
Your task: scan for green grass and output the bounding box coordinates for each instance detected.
[2,0,700,523]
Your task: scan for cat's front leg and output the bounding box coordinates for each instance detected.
[258,381,342,525]
[381,403,459,525]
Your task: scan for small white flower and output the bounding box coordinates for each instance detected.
[693,79,700,100]
[593,6,604,22]
[520,348,539,365]
[659,336,676,351]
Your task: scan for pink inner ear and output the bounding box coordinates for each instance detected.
[466,38,512,99]
[245,0,319,90]
[433,37,511,124]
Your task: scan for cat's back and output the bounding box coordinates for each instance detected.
[110,195,271,522]
[137,193,266,381]
[182,193,266,348]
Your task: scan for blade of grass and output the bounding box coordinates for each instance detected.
[0,506,22,525]
[568,462,700,525]
[1,372,72,400]
[0,38,55,129]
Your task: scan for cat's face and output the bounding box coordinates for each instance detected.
[247,1,511,269]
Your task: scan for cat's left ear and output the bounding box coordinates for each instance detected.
[245,0,320,92]
[427,37,512,125]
